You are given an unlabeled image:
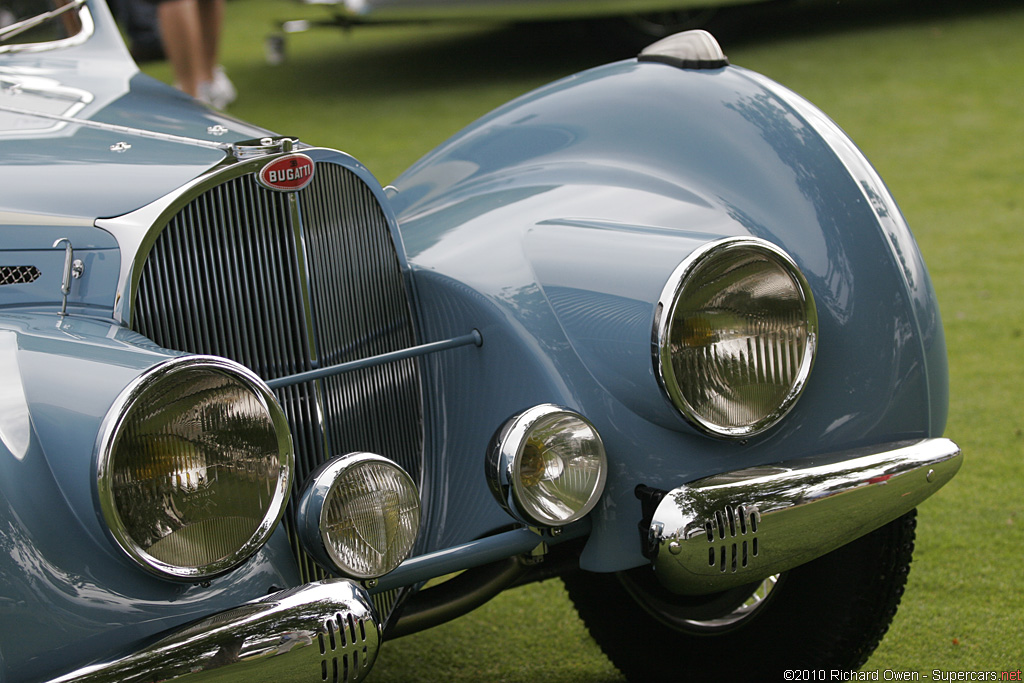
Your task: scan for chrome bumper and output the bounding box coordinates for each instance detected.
[48,579,380,683]
[647,438,961,594]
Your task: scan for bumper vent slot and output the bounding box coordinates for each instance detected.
[129,158,424,608]
[705,504,759,573]
[319,611,373,683]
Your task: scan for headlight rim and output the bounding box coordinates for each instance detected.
[95,355,293,581]
[653,237,818,439]
[486,404,608,528]
[296,451,421,580]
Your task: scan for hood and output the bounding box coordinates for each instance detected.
[0,69,273,221]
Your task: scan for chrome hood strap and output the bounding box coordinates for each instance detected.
[0,103,232,151]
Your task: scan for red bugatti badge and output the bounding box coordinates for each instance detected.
[258,153,315,192]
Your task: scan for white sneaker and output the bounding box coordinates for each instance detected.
[198,66,237,110]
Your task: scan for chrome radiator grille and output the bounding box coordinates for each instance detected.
[129,160,423,590]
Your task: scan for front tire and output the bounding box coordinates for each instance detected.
[563,510,917,681]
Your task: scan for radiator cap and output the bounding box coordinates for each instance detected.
[638,29,729,70]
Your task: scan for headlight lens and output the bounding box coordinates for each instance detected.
[297,453,420,580]
[487,405,607,527]
[655,238,817,438]
[96,356,293,580]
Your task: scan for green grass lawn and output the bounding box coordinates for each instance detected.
[143,0,1023,677]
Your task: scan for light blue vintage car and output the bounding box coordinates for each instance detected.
[0,2,960,681]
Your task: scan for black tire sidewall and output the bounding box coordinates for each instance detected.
[563,510,917,681]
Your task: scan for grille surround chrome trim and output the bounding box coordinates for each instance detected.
[0,3,94,55]
[103,149,425,602]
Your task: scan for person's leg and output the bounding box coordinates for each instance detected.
[196,0,223,80]
[156,0,203,96]
[195,0,236,108]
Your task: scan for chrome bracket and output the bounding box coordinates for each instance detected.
[52,238,84,316]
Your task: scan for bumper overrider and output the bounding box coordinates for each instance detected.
[643,438,962,595]
[48,580,380,683]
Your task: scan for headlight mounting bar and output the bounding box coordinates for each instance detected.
[264,329,482,390]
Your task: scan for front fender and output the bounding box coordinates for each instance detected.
[392,52,948,570]
[0,314,294,681]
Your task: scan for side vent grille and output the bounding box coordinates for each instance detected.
[0,266,40,286]
[705,504,760,573]
[319,611,374,683]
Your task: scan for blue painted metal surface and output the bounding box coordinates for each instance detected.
[0,314,298,680]
[0,0,269,222]
[0,71,271,221]
[0,0,951,679]
[391,58,947,568]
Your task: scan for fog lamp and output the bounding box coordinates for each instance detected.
[655,237,817,438]
[486,405,607,527]
[297,453,420,580]
[96,356,293,580]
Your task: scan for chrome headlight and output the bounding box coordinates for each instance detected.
[487,405,607,527]
[655,238,817,438]
[296,453,420,580]
[96,356,293,580]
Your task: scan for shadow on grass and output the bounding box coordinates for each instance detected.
[702,0,1024,48]
[242,0,1022,98]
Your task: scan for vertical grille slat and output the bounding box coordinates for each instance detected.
[301,165,423,483]
[130,159,424,598]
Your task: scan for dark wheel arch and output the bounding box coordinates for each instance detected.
[563,510,917,681]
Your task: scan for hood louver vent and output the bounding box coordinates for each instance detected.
[0,265,41,285]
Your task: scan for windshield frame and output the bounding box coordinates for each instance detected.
[0,0,94,55]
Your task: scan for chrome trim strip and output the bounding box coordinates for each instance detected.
[0,4,94,55]
[285,164,333,521]
[648,437,961,594]
[0,0,86,43]
[266,330,481,389]
[288,176,320,366]
[46,579,380,683]
[0,330,31,461]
